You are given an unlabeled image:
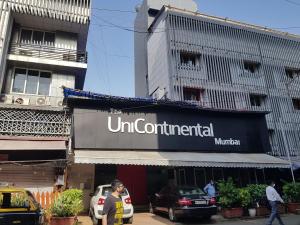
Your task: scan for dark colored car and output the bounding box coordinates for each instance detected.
[0,187,44,225]
[149,185,217,221]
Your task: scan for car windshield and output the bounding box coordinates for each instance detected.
[101,187,129,197]
[178,187,205,198]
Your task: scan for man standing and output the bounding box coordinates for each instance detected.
[266,180,285,225]
[102,179,124,225]
[204,180,216,197]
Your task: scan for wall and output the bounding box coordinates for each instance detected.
[67,164,95,211]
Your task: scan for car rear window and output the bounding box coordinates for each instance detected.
[178,187,205,197]
[0,192,27,208]
[101,187,129,197]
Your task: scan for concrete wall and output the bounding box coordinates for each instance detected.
[67,164,95,211]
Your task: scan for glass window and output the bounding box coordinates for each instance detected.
[12,68,27,93]
[20,29,32,44]
[25,70,39,94]
[44,32,55,46]
[32,31,44,45]
[38,72,51,95]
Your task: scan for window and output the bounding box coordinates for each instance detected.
[12,68,51,95]
[285,68,300,79]
[148,8,159,17]
[250,94,265,107]
[180,51,201,67]
[292,98,300,110]
[20,29,55,46]
[243,61,260,73]
[183,87,203,102]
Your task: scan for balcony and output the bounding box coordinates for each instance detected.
[8,43,88,68]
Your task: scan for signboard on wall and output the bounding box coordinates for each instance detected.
[73,107,271,153]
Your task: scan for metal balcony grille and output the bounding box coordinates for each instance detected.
[9,43,88,63]
[0,108,71,137]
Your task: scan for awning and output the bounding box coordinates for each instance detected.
[74,150,290,169]
[0,140,66,150]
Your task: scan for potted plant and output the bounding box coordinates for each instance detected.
[49,189,84,225]
[239,188,255,217]
[283,182,300,214]
[247,184,269,216]
[218,178,243,218]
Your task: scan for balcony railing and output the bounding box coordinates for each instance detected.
[9,43,88,64]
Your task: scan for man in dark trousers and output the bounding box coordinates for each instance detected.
[266,180,285,225]
[102,179,124,225]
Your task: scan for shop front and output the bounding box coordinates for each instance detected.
[65,88,290,207]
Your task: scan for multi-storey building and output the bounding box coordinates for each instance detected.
[0,0,90,195]
[134,0,300,168]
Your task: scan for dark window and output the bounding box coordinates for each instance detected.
[292,98,300,110]
[183,87,203,102]
[12,68,51,96]
[38,72,51,95]
[148,8,159,17]
[20,29,32,44]
[285,68,299,79]
[20,29,55,46]
[250,94,265,107]
[44,32,55,46]
[25,70,39,94]
[12,68,27,93]
[32,31,44,45]
[180,52,201,67]
[244,61,260,73]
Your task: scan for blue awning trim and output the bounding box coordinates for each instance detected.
[63,87,269,114]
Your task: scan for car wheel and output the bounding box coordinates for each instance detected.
[149,202,155,214]
[124,216,133,224]
[168,207,177,222]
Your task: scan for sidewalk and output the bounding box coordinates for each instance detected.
[77,213,300,225]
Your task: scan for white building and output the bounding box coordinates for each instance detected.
[0,0,90,195]
[134,0,300,166]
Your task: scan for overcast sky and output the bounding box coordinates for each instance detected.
[84,0,300,97]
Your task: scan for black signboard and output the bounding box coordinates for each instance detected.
[73,107,271,153]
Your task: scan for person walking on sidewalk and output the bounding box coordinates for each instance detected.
[266,180,285,225]
[102,179,124,225]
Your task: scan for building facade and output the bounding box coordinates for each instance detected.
[0,0,90,195]
[134,0,300,164]
[64,87,289,210]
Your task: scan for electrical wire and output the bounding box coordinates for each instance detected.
[92,7,136,14]
[282,0,300,6]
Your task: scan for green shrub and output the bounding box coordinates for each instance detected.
[239,188,251,208]
[217,178,241,208]
[283,182,300,203]
[50,189,84,217]
[246,184,267,207]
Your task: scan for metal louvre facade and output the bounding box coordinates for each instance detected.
[146,7,300,160]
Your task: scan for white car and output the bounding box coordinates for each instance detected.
[89,184,134,225]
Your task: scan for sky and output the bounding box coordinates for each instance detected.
[84,0,300,97]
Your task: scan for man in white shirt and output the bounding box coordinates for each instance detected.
[266,180,285,225]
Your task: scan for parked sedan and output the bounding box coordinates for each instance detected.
[149,185,217,222]
[0,186,44,225]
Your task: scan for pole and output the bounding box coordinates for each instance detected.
[279,117,295,184]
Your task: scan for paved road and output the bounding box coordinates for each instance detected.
[78,213,300,225]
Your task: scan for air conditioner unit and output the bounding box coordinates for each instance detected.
[13,97,29,105]
[56,100,63,107]
[36,97,50,106]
